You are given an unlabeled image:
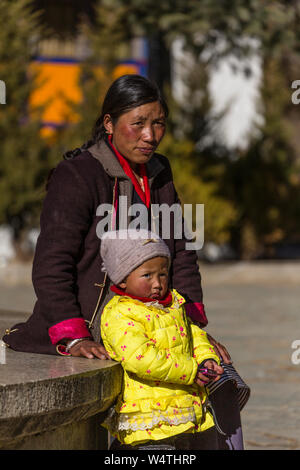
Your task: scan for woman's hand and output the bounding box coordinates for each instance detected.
[69,340,111,360]
[206,333,232,364]
[194,359,224,387]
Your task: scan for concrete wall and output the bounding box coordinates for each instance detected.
[0,348,122,450]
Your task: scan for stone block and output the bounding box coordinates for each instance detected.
[0,349,123,449]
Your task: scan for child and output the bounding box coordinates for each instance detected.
[100,229,224,450]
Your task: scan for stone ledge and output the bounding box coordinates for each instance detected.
[0,349,123,449]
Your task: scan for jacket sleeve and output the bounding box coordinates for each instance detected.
[101,303,198,386]
[189,321,220,366]
[157,155,208,327]
[32,160,94,344]
[171,201,208,327]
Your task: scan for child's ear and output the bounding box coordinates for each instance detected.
[118,281,126,289]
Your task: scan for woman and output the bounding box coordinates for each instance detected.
[3,74,246,449]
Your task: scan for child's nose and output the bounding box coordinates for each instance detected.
[152,276,162,288]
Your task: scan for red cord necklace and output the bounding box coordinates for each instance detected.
[107,135,151,208]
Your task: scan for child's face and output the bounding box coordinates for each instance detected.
[119,256,169,299]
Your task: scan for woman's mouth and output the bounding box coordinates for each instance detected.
[137,147,155,155]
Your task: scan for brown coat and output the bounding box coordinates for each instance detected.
[3,140,206,354]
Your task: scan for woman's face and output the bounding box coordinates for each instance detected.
[103,101,166,169]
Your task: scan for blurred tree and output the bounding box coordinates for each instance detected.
[158,133,238,246]
[4,0,299,258]
[222,55,300,259]
[54,0,132,153]
[56,0,240,247]
[0,0,57,239]
[113,0,300,258]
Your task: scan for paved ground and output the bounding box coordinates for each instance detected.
[0,259,300,450]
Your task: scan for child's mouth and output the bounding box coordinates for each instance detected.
[150,293,161,300]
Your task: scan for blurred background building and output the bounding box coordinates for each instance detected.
[30,0,149,136]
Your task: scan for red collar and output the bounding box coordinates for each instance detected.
[110,285,173,306]
[107,135,150,208]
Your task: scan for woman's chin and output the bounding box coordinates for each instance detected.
[126,152,154,167]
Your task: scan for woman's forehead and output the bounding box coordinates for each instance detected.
[123,101,166,119]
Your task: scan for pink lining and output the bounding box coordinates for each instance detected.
[48,317,92,345]
[185,302,208,327]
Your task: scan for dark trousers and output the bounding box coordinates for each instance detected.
[209,380,244,450]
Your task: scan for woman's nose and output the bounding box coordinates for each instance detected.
[142,125,155,142]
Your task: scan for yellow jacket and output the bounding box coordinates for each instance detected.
[101,289,220,445]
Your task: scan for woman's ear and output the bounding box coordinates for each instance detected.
[103,114,114,135]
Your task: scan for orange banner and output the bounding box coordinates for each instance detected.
[29,59,146,137]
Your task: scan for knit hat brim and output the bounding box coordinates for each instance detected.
[100,229,171,284]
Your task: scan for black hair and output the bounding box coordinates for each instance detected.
[63,74,168,160]
[92,74,169,142]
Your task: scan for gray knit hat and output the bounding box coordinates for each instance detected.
[100,229,171,284]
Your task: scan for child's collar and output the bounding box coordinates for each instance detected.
[110,285,173,307]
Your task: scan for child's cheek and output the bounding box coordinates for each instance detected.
[137,279,151,295]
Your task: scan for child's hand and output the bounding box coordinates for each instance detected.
[194,360,224,387]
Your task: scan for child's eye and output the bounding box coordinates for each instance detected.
[143,273,150,278]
